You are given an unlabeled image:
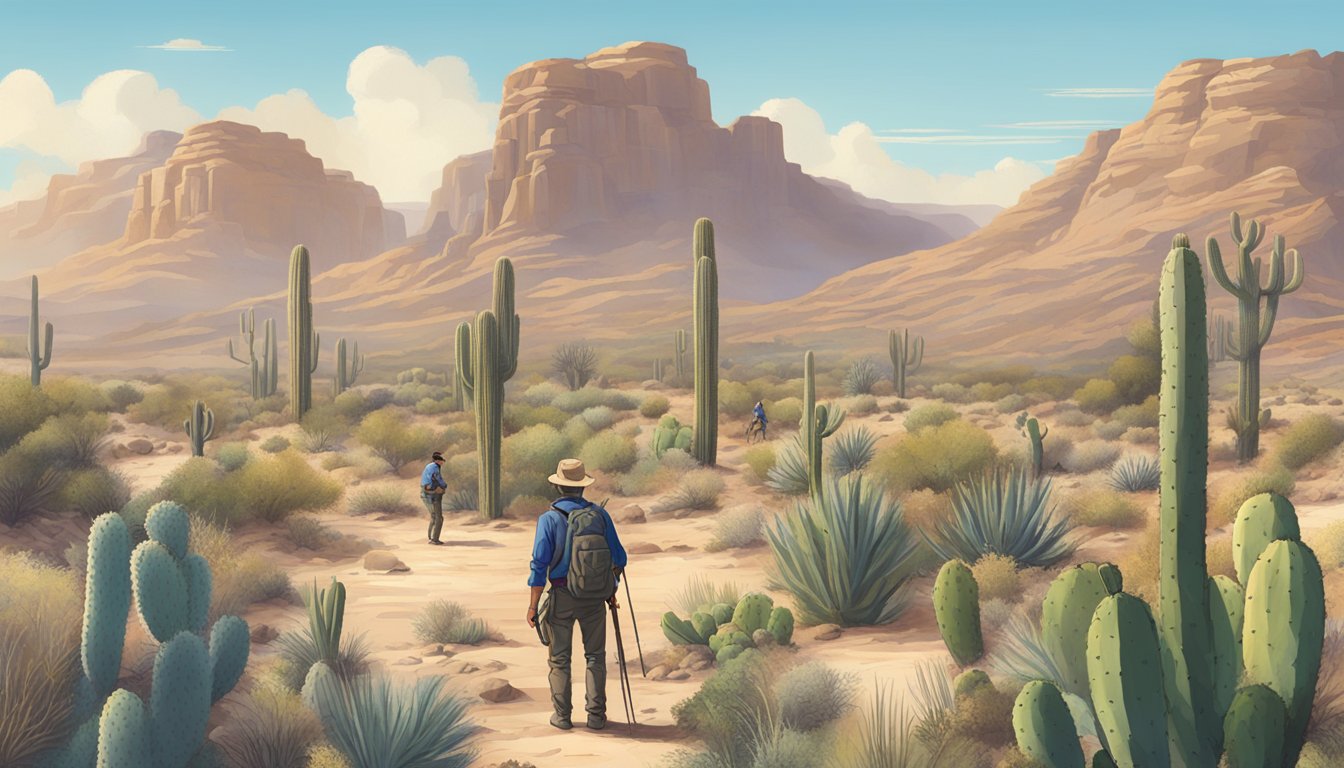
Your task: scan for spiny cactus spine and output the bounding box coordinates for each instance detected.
[28,275,53,386]
[1206,212,1304,461]
[287,245,320,421]
[802,350,844,501]
[933,559,983,665]
[692,218,719,465]
[332,337,364,397]
[457,258,519,519]
[183,400,214,457]
[888,327,922,398]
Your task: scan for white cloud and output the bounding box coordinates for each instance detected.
[875,133,1084,146]
[1044,87,1151,99]
[755,97,1048,207]
[219,46,498,201]
[142,38,231,52]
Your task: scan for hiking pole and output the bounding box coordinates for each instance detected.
[622,573,647,676]
[609,600,637,728]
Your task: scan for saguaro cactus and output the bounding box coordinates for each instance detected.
[674,328,687,380]
[332,337,364,397]
[27,275,53,386]
[1206,212,1304,461]
[1209,314,1234,364]
[287,245,320,421]
[888,327,923,398]
[227,309,278,398]
[653,358,665,382]
[692,218,719,465]
[802,350,844,501]
[182,400,214,458]
[456,258,519,519]
[1017,412,1050,478]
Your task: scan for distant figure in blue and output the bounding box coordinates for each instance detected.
[752,400,768,438]
[420,451,448,545]
[526,458,628,731]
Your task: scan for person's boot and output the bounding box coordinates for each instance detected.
[550,712,572,730]
[586,713,607,730]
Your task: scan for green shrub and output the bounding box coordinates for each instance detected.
[706,506,765,552]
[261,435,292,453]
[502,403,569,433]
[1055,409,1095,428]
[743,443,777,483]
[0,449,64,526]
[15,411,109,467]
[214,679,324,768]
[1073,378,1121,414]
[1272,414,1344,470]
[332,390,371,420]
[672,649,777,764]
[520,381,566,408]
[719,381,754,418]
[1209,464,1296,525]
[969,382,1014,402]
[551,387,606,414]
[1061,439,1121,473]
[347,486,418,517]
[829,426,878,476]
[59,466,131,520]
[503,495,551,519]
[842,394,880,416]
[640,395,670,419]
[1111,395,1159,429]
[1062,487,1145,528]
[765,435,809,496]
[657,469,724,514]
[843,358,883,396]
[771,397,804,430]
[101,381,145,412]
[580,405,616,431]
[931,383,975,404]
[924,468,1075,567]
[970,554,1022,603]
[904,404,960,433]
[0,375,53,450]
[948,682,1015,747]
[1022,375,1086,401]
[579,432,638,475]
[871,420,998,494]
[1094,419,1128,440]
[1107,354,1160,404]
[996,394,1029,414]
[300,405,350,453]
[393,382,448,408]
[1309,521,1344,570]
[775,661,857,732]
[766,475,917,626]
[413,600,489,645]
[214,552,294,619]
[286,516,338,550]
[43,376,112,414]
[238,451,343,523]
[1127,319,1162,359]
[213,441,252,471]
[601,390,640,411]
[131,375,240,431]
[355,410,438,472]
[1108,454,1160,492]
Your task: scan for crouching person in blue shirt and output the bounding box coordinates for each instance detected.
[526,458,628,731]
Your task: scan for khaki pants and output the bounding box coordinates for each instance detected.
[545,588,607,719]
[422,493,443,541]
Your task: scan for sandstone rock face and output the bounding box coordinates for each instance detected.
[123,121,402,262]
[752,50,1344,372]
[422,150,491,239]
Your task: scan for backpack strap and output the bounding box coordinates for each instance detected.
[545,506,567,579]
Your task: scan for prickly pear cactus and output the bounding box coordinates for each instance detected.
[933,559,983,665]
[690,612,718,644]
[148,633,212,768]
[1209,574,1246,717]
[1041,563,1111,699]
[1086,593,1169,768]
[1221,684,1286,768]
[732,593,774,635]
[710,602,734,626]
[1013,680,1084,768]
[661,612,701,645]
[208,616,250,703]
[97,689,149,768]
[767,606,794,646]
[1232,492,1300,586]
[83,513,132,700]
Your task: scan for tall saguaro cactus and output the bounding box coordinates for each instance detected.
[1206,212,1304,461]
[227,309,278,399]
[802,350,844,501]
[674,328,687,380]
[332,338,364,397]
[888,328,923,398]
[692,218,719,465]
[287,245,320,420]
[27,275,53,386]
[456,258,519,519]
[183,400,214,458]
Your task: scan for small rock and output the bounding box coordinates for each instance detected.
[154,440,168,449]
[494,522,511,529]
[878,414,894,422]
[167,444,184,454]
[677,653,703,670]
[1328,398,1343,406]
[394,657,422,666]
[683,645,714,660]
[665,545,694,553]
[442,660,481,675]
[615,505,647,524]
[627,541,662,555]
[1302,397,1319,406]
[421,644,446,657]
[667,670,691,681]
[476,678,523,703]
[648,665,670,681]
[752,629,775,648]
[125,438,154,455]
[689,659,712,671]
[363,550,409,572]
[814,624,842,641]
[641,708,657,714]
[249,624,279,644]
[111,445,129,459]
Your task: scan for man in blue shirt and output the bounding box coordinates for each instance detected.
[752,400,768,438]
[526,458,628,731]
[420,451,448,545]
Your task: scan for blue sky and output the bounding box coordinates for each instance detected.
[1,0,1340,204]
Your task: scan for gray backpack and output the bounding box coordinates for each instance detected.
[548,503,614,600]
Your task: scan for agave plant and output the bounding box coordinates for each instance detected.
[828,426,879,476]
[843,356,883,396]
[923,467,1076,567]
[765,434,809,495]
[1107,453,1160,493]
[766,474,917,626]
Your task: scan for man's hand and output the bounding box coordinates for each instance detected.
[527,605,538,627]
[607,594,619,609]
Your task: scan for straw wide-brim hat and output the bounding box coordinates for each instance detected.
[548,458,596,487]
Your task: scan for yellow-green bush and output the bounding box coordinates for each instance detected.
[215,678,324,768]
[238,450,342,523]
[931,382,976,404]
[1107,354,1160,405]
[580,432,638,474]
[131,375,241,431]
[1022,375,1085,401]
[306,744,353,768]
[870,421,997,493]
[770,397,804,430]
[1111,395,1159,429]
[639,394,671,419]
[969,382,1014,402]
[1272,414,1344,470]
[1310,520,1344,570]
[1060,487,1144,528]
[1124,521,1237,603]
[1209,465,1296,526]
[43,376,112,414]
[503,494,552,519]
[0,375,53,450]
[719,381,755,418]
[971,554,1021,603]
[949,681,1015,747]
[950,365,1034,388]
[354,409,438,472]
[743,443,777,483]
[904,404,960,433]
[503,403,570,433]
[1074,378,1121,414]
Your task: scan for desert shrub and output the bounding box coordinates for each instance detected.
[15,411,110,468]
[1023,375,1087,401]
[970,554,1022,603]
[842,394,880,416]
[671,574,741,615]
[415,397,453,416]
[579,405,616,431]
[101,381,145,412]
[767,475,917,625]
[551,387,607,414]
[0,551,81,766]
[393,382,448,408]
[1107,354,1160,405]
[1061,487,1144,528]
[931,383,975,404]
[347,486,418,517]
[216,679,324,768]
[871,420,998,494]
[1074,378,1121,414]
[0,449,64,526]
[1209,465,1296,525]
[307,744,353,768]
[0,375,54,450]
[1094,420,1128,440]
[553,342,598,391]
[843,357,883,396]
[502,403,569,433]
[215,441,252,471]
[1273,414,1344,470]
[1055,409,1094,428]
[287,516,338,550]
[59,466,132,520]
[948,682,1016,747]
[1108,454,1160,492]
[743,443,777,483]
[520,381,566,407]
[904,404,960,433]
[661,448,699,475]
[237,451,343,523]
[611,455,670,497]
[502,425,571,498]
[830,426,878,476]
[672,649,778,764]
[924,468,1076,567]
[1312,521,1344,569]
[44,376,113,414]
[656,469,724,514]
[442,486,479,514]
[902,489,954,534]
[261,435,292,453]
[1111,395,1159,429]
[355,410,438,472]
[302,672,476,768]
[765,435,809,495]
[320,452,352,471]
[989,614,1071,693]
[996,394,1029,414]
[705,505,765,552]
[719,381,755,418]
[579,432,638,474]
[969,382,1015,402]
[332,390,370,420]
[1123,427,1158,445]
[301,405,350,453]
[640,395,670,419]
[769,397,804,430]
[275,625,371,692]
[131,376,239,431]
[503,494,551,519]
[1061,439,1121,473]
[775,662,858,732]
[829,676,981,768]
[213,553,294,618]
[413,600,489,645]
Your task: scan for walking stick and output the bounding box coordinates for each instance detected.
[622,574,647,676]
[609,600,637,728]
